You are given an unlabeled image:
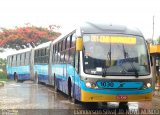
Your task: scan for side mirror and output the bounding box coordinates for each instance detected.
[76,37,83,51]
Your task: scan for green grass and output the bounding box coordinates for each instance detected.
[0,71,8,82]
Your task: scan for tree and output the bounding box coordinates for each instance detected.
[0,58,6,72]
[0,25,61,50]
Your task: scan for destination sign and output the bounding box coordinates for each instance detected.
[91,35,136,44]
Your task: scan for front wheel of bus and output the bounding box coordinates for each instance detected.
[119,102,128,110]
[68,78,78,104]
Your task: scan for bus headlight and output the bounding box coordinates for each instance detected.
[147,83,151,88]
[85,82,96,88]
[142,82,152,89]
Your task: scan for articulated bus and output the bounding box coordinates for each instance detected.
[6,22,152,106]
[34,41,51,84]
[6,48,34,82]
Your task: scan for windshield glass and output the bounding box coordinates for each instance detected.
[83,35,150,76]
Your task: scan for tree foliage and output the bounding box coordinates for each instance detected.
[0,25,61,50]
[0,58,6,71]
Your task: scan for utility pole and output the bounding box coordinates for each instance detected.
[151,15,156,91]
[152,16,154,44]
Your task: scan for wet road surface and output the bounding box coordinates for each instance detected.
[0,81,160,115]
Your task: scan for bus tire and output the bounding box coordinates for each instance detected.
[14,73,19,83]
[82,102,98,109]
[68,78,78,104]
[68,78,72,98]
[54,75,58,92]
[119,102,128,110]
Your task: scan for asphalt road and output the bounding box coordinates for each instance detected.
[0,81,160,115]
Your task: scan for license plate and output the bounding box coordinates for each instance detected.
[116,95,128,100]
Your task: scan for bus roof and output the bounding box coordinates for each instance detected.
[79,22,143,37]
[7,48,32,57]
[51,30,75,45]
[34,41,52,50]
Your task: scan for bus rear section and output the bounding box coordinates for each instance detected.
[6,49,32,81]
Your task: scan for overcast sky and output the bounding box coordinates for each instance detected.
[0,0,160,39]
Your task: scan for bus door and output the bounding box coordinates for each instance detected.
[68,48,79,97]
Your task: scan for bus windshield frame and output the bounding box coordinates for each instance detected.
[82,34,150,77]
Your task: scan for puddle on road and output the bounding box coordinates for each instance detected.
[9,84,21,87]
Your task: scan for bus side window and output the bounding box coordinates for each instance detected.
[17,54,21,66]
[12,55,16,66]
[25,52,30,65]
[46,48,49,64]
[65,51,69,63]
[67,36,71,49]
[22,53,25,66]
[64,38,67,50]
[55,44,58,63]
[63,38,67,50]
[34,50,37,64]
[11,56,13,67]
[52,45,55,63]
[61,40,63,51]
[71,33,76,47]
[40,49,43,63]
[69,48,75,66]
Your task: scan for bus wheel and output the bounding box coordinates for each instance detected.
[82,102,98,109]
[71,97,78,104]
[54,75,58,92]
[14,73,19,83]
[68,78,78,104]
[68,78,71,98]
[119,102,128,110]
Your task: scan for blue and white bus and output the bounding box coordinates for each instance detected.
[7,22,152,107]
[47,22,152,106]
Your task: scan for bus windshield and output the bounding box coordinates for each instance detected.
[83,35,150,76]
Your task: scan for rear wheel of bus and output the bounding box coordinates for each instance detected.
[54,74,58,92]
[14,72,19,83]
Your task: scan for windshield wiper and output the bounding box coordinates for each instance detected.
[122,44,139,78]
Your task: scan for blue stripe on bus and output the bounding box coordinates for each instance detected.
[81,81,152,95]
[52,64,81,86]
[7,65,31,80]
[97,81,143,89]
[34,64,48,75]
[34,64,49,83]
